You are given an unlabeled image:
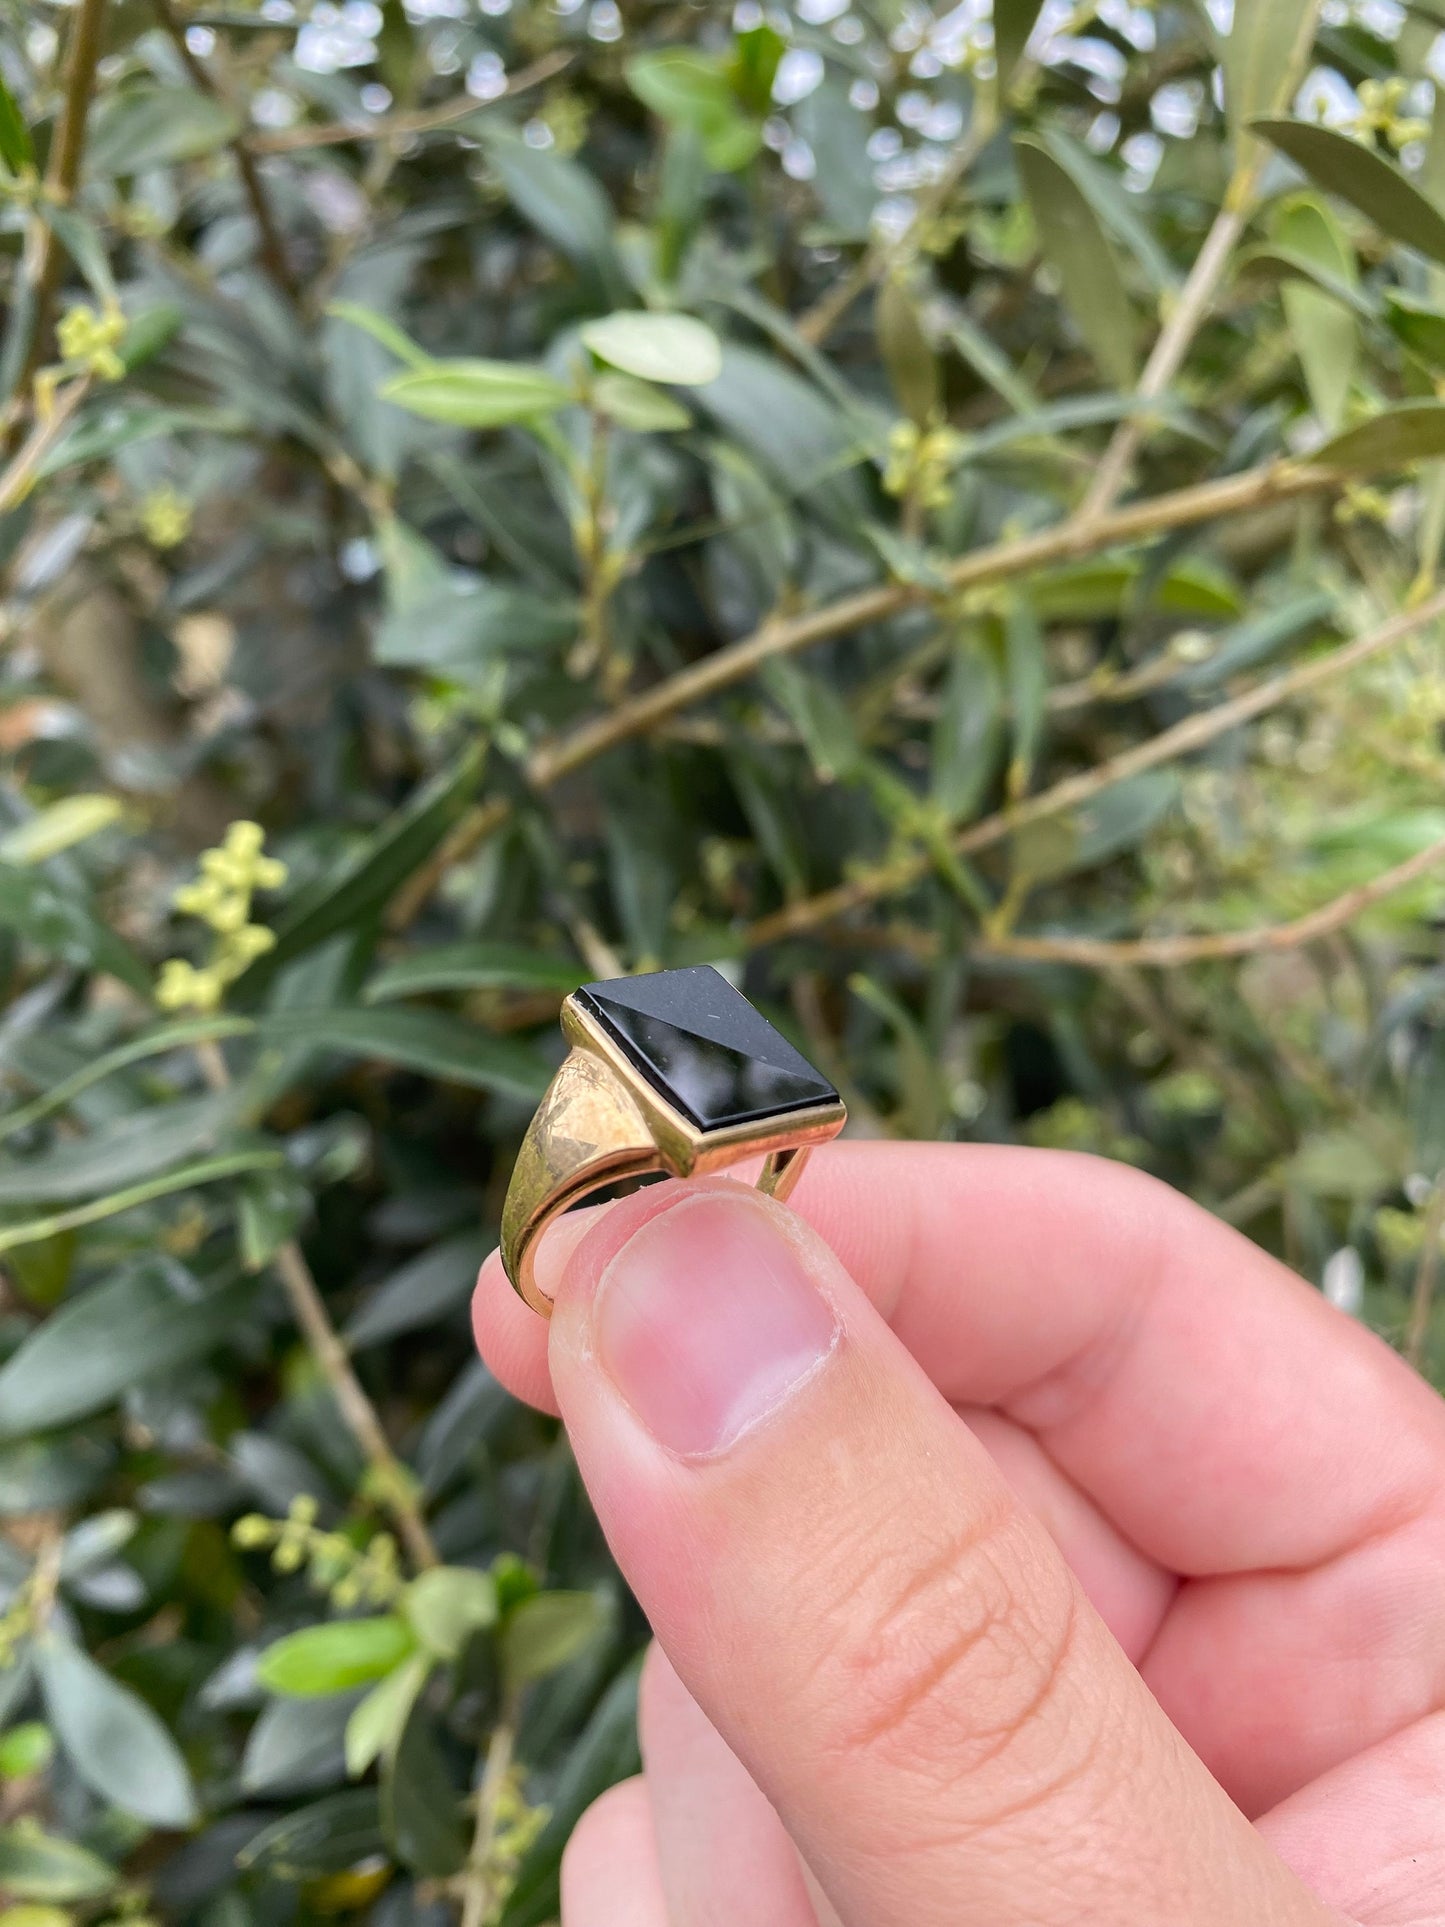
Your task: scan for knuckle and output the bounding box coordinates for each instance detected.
[810,1503,1090,1809]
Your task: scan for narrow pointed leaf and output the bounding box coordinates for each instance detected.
[1227,0,1322,145]
[1316,401,1445,472]
[1015,136,1137,388]
[1254,119,1445,266]
[37,1636,198,1828]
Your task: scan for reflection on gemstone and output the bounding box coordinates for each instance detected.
[575,966,839,1133]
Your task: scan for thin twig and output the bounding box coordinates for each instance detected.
[1077,193,1252,521]
[973,834,1445,967]
[193,1038,438,1569]
[746,586,1445,944]
[796,95,1000,348]
[458,1699,520,1927]
[527,454,1335,789]
[152,0,298,302]
[0,376,92,516]
[1406,1174,1445,1370]
[249,52,572,153]
[385,454,1343,934]
[12,0,107,397]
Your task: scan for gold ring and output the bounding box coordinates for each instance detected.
[501,966,847,1316]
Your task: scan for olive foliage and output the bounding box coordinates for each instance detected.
[2,0,1445,1919]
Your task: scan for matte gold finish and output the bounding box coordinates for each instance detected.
[501,993,847,1316]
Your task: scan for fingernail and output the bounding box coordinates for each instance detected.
[592,1190,840,1458]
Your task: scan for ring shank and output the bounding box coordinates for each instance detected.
[500,1046,816,1317]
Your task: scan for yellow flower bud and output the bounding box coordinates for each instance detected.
[156,959,201,1011]
[226,820,266,859]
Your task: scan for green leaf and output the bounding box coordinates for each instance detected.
[0,1826,115,1904]
[0,1261,257,1438]
[1290,1124,1404,1199]
[87,85,240,175]
[1005,602,1047,797]
[0,795,122,866]
[0,1724,54,1778]
[995,0,1047,88]
[0,1016,253,1145]
[0,866,148,992]
[932,637,1004,824]
[1253,119,1445,266]
[261,1006,548,1099]
[36,1635,198,1829]
[375,575,576,677]
[381,360,572,428]
[581,311,722,387]
[1316,401,1445,473]
[729,21,786,115]
[0,74,33,174]
[404,1566,498,1660]
[763,660,863,782]
[500,1590,606,1691]
[1035,128,1180,296]
[876,277,940,427]
[240,1692,357,1796]
[1227,0,1321,147]
[592,371,692,432]
[344,1653,429,1778]
[365,941,583,1002]
[1273,195,1357,429]
[0,1150,282,1259]
[1015,136,1137,389]
[481,129,624,281]
[256,745,486,980]
[1384,290,1445,370]
[237,1790,384,1879]
[345,1229,489,1350]
[257,1618,417,1697]
[326,301,432,371]
[0,1090,245,1204]
[1177,589,1336,689]
[381,1699,467,1877]
[626,50,760,171]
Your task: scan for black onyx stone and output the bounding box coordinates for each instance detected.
[575,966,839,1133]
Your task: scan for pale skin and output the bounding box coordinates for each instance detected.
[471,1145,1445,1926]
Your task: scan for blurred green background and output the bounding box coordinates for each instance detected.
[3,0,1445,1918]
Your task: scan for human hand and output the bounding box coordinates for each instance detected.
[472,1145,1445,1926]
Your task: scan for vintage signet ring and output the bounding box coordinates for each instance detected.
[501,965,847,1316]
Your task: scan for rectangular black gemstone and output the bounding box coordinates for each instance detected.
[575,966,839,1133]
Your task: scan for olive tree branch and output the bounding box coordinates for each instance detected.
[527,453,1334,788]
[1076,192,1254,522]
[972,834,1445,968]
[0,375,92,516]
[745,585,1445,944]
[388,454,1343,933]
[7,0,108,404]
[152,0,299,303]
[249,51,571,153]
[193,1038,439,1570]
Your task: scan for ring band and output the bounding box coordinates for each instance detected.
[501,966,847,1316]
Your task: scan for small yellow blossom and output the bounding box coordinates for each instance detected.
[140,486,192,549]
[1352,78,1429,152]
[882,419,966,511]
[155,822,288,1014]
[55,302,127,380]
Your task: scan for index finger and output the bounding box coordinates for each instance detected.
[472,1141,1445,1578]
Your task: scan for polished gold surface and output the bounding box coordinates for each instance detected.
[500,992,846,1316]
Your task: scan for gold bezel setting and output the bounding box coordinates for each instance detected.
[500,970,847,1316]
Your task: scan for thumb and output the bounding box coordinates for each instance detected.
[545,1180,1339,1927]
